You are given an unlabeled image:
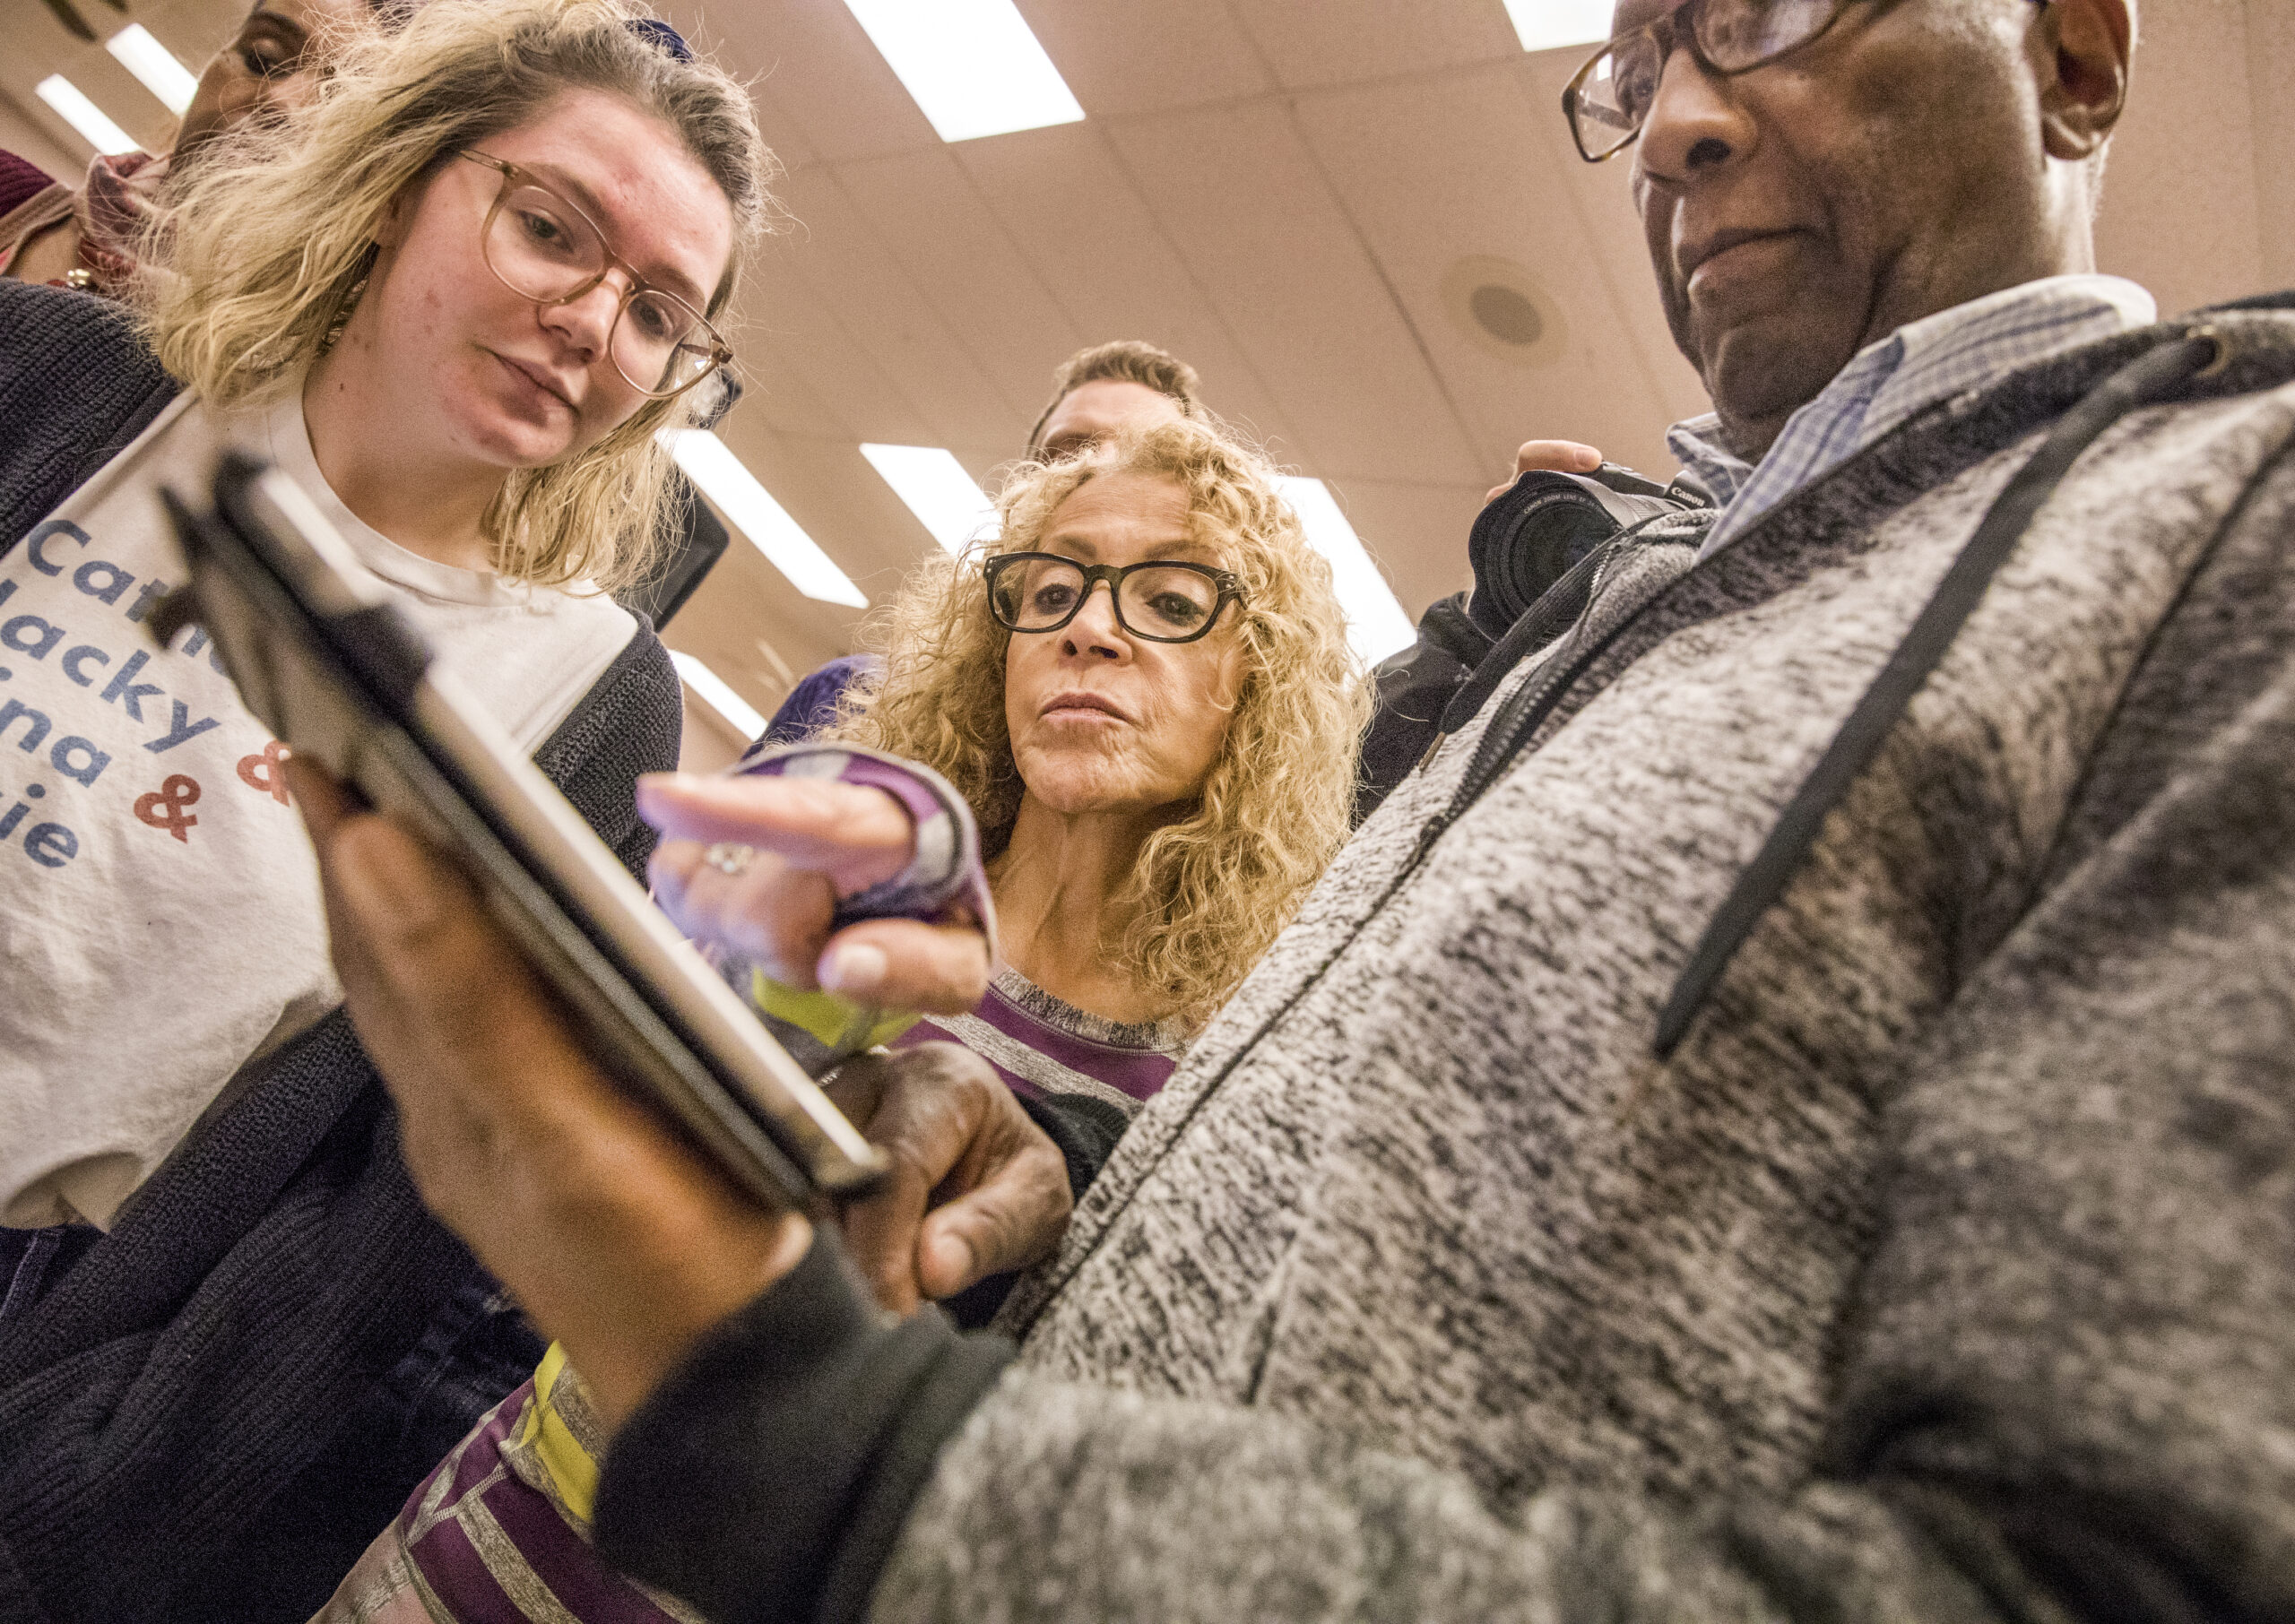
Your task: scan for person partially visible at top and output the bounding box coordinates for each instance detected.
[308,412,1370,1622]
[0,0,395,292]
[0,1,775,1616]
[760,337,1210,745]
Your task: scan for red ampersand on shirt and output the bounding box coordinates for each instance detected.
[238,741,290,807]
[134,774,201,844]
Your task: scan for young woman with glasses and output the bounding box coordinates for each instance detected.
[307,412,1372,1623]
[0,1,769,1616]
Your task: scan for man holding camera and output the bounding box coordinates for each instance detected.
[305,1,2295,1620]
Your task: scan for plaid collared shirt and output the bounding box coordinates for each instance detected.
[1668,274,2158,561]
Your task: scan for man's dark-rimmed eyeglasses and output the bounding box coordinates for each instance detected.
[1564,0,2051,163]
[459,151,733,400]
[984,553,1245,644]
[1563,0,1873,161]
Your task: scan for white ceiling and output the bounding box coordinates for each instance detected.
[6,0,2291,761]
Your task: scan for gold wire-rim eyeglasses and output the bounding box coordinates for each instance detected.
[459,150,734,401]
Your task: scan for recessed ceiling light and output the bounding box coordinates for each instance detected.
[860,445,999,556]
[841,0,1085,143]
[35,76,139,156]
[660,430,868,609]
[1277,478,1416,666]
[670,651,768,742]
[1502,0,1615,54]
[107,25,198,116]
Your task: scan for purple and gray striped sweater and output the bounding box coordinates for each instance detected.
[308,968,1183,1624]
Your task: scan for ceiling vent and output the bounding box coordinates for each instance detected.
[1442,255,1568,368]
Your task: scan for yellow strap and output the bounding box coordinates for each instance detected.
[522,1342,602,1525]
[749,968,921,1052]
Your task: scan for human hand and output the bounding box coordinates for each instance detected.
[1484,438,1604,504]
[641,771,992,1015]
[824,1044,1073,1313]
[291,758,813,1432]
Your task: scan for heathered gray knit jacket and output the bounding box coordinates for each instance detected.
[597,306,2295,1624]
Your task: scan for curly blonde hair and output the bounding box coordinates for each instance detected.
[140,0,775,592]
[834,418,1371,1032]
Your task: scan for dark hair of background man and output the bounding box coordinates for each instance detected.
[1025,339,1204,454]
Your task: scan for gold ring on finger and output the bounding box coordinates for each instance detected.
[704,842,757,877]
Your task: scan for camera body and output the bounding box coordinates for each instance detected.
[1465,462,1702,637]
[1353,462,1708,824]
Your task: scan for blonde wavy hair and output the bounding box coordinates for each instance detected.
[141,0,775,592]
[834,418,1372,1032]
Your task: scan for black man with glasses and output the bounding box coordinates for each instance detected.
[294,4,2295,1622]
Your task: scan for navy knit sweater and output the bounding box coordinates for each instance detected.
[0,281,684,1624]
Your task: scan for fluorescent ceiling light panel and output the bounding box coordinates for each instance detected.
[661,429,867,609]
[670,652,768,742]
[107,25,198,116]
[841,0,1085,143]
[1277,477,1416,667]
[1503,0,1615,54]
[861,445,998,556]
[35,76,139,156]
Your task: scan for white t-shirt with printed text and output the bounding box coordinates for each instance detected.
[0,387,637,1228]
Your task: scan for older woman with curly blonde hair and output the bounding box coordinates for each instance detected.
[638,413,1364,1129]
[642,411,1368,1245]
[838,413,1364,1032]
[302,412,1369,1624]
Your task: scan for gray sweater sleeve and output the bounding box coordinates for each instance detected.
[599,661,2295,1624]
[864,661,2295,1624]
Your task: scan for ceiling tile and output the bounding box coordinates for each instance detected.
[731,243,925,444]
[952,121,1304,454]
[1014,0,1275,117]
[2096,0,2265,316]
[0,89,75,180]
[832,146,1085,438]
[2250,0,2295,289]
[650,0,828,172]
[712,410,940,587]
[774,166,1018,450]
[1292,59,1691,479]
[1104,99,1487,484]
[0,21,176,158]
[1321,478,1487,618]
[1224,0,1518,91]
[687,0,938,166]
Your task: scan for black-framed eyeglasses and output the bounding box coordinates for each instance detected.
[458,151,733,400]
[1563,0,1857,162]
[1563,0,2045,164]
[983,553,1245,644]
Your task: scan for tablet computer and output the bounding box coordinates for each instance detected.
[158,452,887,1211]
